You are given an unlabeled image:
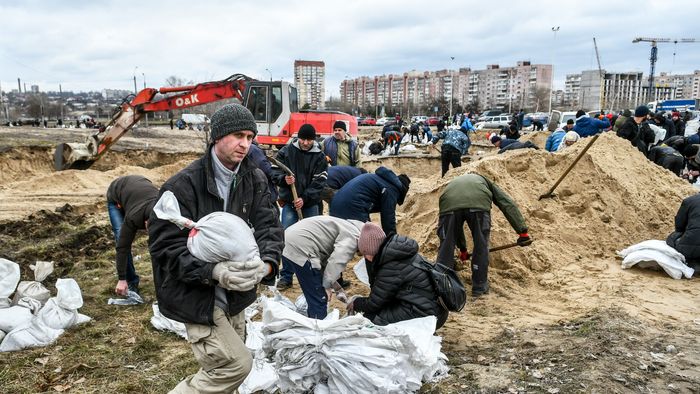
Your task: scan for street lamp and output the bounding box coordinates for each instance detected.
[549,27,560,114]
[449,57,455,124]
[142,72,149,127]
[265,68,272,82]
[133,66,139,95]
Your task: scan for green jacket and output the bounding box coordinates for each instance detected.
[614,115,627,132]
[439,173,527,233]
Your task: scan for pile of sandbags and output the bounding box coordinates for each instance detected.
[618,240,695,279]
[0,258,91,352]
[240,294,448,394]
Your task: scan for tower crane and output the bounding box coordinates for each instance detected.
[632,37,697,100]
[593,37,605,111]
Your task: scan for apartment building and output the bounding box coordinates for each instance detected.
[654,71,700,99]
[294,60,325,109]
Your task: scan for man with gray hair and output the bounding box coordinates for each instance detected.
[149,103,284,394]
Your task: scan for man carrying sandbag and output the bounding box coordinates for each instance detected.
[148,104,284,394]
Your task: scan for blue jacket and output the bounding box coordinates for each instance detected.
[329,166,408,234]
[326,166,363,190]
[573,115,610,138]
[545,130,566,152]
[432,129,471,155]
[461,118,475,131]
[499,138,518,149]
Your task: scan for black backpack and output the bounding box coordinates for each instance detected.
[412,258,467,312]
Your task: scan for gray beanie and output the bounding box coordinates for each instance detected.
[210,104,257,142]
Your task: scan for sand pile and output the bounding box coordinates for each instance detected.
[397,132,697,297]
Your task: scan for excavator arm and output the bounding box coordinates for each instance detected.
[54,74,252,170]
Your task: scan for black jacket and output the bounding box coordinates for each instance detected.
[271,140,328,205]
[498,140,538,154]
[667,194,700,265]
[353,234,441,325]
[617,118,655,155]
[654,118,676,141]
[647,145,684,175]
[148,148,284,325]
[672,119,686,137]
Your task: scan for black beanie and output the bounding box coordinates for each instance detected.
[683,145,699,158]
[566,119,574,125]
[634,105,650,118]
[398,174,411,190]
[575,110,586,118]
[297,124,316,140]
[210,104,257,142]
[333,120,347,131]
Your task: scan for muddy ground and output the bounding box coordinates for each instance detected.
[0,125,699,393]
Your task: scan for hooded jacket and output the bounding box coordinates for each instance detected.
[573,114,610,138]
[545,129,566,152]
[329,166,409,234]
[271,139,328,205]
[352,234,441,325]
[431,129,471,155]
[666,194,700,265]
[148,148,284,325]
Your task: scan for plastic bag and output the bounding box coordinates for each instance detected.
[0,306,33,332]
[154,191,259,262]
[16,297,42,315]
[0,258,21,302]
[30,261,54,282]
[12,281,51,305]
[353,258,370,287]
[107,290,144,306]
[36,298,79,330]
[618,240,694,280]
[56,278,83,309]
[0,320,64,352]
[150,303,187,339]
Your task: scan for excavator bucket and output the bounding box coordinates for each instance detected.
[53,134,100,170]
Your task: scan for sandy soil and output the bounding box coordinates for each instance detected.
[1,125,699,393]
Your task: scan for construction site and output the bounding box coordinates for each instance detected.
[0,117,698,393]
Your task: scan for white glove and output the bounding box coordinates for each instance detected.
[212,262,258,292]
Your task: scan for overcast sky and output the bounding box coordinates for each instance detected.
[2,0,699,97]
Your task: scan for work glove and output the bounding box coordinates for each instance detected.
[212,262,258,292]
[517,232,532,247]
[458,248,470,262]
[226,257,268,283]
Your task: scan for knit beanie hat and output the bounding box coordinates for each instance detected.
[672,111,680,118]
[488,133,501,144]
[333,120,347,131]
[566,119,574,125]
[210,104,257,142]
[358,222,386,256]
[634,105,650,118]
[297,124,316,140]
[575,110,586,118]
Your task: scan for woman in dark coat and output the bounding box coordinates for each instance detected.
[347,223,448,329]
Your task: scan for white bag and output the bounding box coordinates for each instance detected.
[150,303,188,339]
[0,258,21,301]
[618,240,694,280]
[154,191,259,262]
[30,261,54,282]
[0,306,33,332]
[0,320,64,352]
[12,281,50,305]
[56,278,83,309]
[16,297,42,315]
[0,330,5,343]
[36,298,79,330]
[353,258,371,287]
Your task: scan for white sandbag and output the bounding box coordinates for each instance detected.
[0,306,33,332]
[0,258,20,299]
[150,303,187,339]
[294,294,308,317]
[154,191,259,262]
[36,298,79,330]
[16,297,42,315]
[239,359,278,394]
[30,261,54,282]
[0,330,5,343]
[55,278,83,309]
[0,298,10,309]
[648,123,666,145]
[618,240,694,279]
[245,321,265,351]
[12,281,50,305]
[353,258,370,287]
[0,320,64,352]
[402,144,417,152]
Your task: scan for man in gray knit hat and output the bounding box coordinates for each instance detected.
[149,103,284,394]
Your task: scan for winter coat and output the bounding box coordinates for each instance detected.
[647,145,684,175]
[326,166,364,190]
[432,129,471,155]
[107,175,159,280]
[283,216,363,288]
[545,130,566,152]
[322,136,360,167]
[352,235,441,326]
[613,115,627,132]
[616,118,656,155]
[672,119,686,137]
[666,194,700,265]
[329,166,408,234]
[439,173,527,233]
[271,139,328,205]
[653,118,676,141]
[498,140,538,154]
[148,148,284,325]
[246,143,278,202]
[573,114,610,138]
[461,117,475,131]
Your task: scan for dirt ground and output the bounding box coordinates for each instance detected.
[1,125,699,393]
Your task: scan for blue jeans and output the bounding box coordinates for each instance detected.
[107,201,139,286]
[285,257,327,319]
[279,204,319,283]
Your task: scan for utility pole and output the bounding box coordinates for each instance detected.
[142,73,148,127]
[550,26,560,113]
[449,57,455,124]
[59,84,64,123]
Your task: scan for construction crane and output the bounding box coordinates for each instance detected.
[632,37,697,101]
[593,37,605,111]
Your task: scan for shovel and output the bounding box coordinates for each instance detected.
[457,239,533,261]
[267,155,304,220]
[539,133,600,200]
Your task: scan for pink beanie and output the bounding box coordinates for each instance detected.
[358,222,386,256]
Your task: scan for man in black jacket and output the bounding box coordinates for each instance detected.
[271,123,328,289]
[617,105,656,155]
[148,104,284,394]
[667,193,700,271]
[346,222,448,329]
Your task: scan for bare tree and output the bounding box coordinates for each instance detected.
[533,87,550,112]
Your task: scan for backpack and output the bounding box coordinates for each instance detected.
[412,258,466,312]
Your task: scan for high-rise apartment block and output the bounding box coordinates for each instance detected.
[294,60,325,110]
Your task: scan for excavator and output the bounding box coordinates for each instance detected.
[54,73,357,170]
